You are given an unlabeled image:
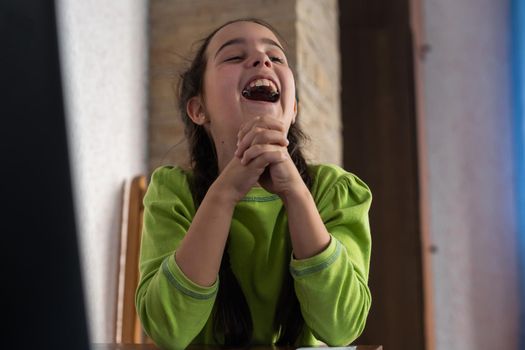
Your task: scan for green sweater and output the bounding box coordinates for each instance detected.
[135,163,372,349]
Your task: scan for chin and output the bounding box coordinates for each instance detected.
[240,101,280,119]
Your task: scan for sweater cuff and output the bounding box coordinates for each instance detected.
[289,236,342,278]
[162,254,218,300]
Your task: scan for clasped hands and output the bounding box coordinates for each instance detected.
[217,115,305,203]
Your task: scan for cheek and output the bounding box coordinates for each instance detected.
[206,68,238,97]
[204,76,226,103]
[282,75,296,107]
[280,68,295,92]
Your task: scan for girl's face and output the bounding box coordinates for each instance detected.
[195,21,297,148]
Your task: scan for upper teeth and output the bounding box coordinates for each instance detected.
[247,78,277,92]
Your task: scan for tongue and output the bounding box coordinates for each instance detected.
[242,86,279,102]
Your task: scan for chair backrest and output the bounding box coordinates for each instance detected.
[115,175,151,344]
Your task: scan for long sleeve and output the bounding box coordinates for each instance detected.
[135,166,218,350]
[291,165,372,346]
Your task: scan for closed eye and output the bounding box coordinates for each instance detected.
[225,56,243,62]
[270,56,285,63]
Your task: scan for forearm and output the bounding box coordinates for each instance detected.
[175,180,237,286]
[290,238,371,345]
[282,183,331,259]
[283,165,373,344]
[136,256,217,350]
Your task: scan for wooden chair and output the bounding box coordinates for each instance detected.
[114,175,151,344]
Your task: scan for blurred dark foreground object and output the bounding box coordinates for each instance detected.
[0,0,90,349]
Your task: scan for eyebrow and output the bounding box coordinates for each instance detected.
[214,37,285,58]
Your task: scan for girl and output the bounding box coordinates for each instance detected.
[135,18,372,349]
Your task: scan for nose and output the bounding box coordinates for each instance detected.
[250,52,272,68]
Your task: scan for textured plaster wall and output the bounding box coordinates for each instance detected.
[56,0,148,342]
[421,0,520,349]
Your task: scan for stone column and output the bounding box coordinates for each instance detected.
[148,0,341,171]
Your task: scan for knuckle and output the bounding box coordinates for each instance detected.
[253,144,264,152]
[253,126,265,134]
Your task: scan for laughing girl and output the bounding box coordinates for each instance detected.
[136,18,372,350]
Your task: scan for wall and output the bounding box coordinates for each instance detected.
[420,0,520,349]
[56,0,148,342]
[296,0,342,165]
[510,0,525,347]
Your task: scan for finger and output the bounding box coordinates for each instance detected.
[235,128,289,157]
[241,144,287,165]
[237,116,285,143]
[246,150,288,171]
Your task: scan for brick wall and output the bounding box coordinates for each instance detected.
[148,0,340,171]
[296,0,341,164]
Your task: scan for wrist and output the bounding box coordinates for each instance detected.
[280,181,311,207]
[207,180,239,209]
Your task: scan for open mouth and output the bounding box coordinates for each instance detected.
[242,78,280,103]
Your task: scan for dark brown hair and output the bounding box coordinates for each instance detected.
[177,18,312,346]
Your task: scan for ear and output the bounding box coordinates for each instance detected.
[292,98,298,124]
[186,96,207,125]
